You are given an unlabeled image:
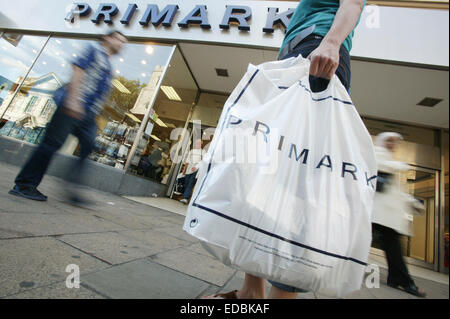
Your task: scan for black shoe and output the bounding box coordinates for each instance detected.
[387,281,426,298]
[9,185,48,201]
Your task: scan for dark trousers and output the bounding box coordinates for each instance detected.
[279,36,351,93]
[372,223,414,286]
[15,106,97,189]
[182,172,197,200]
[138,158,157,178]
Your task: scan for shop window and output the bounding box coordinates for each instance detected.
[2,34,177,177]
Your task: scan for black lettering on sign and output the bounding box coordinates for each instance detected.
[220,5,252,31]
[139,4,179,27]
[178,5,211,29]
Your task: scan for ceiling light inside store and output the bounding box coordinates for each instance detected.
[161,86,182,101]
[125,112,141,123]
[42,61,47,65]
[145,45,154,55]
[150,135,161,141]
[417,97,443,107]
[119,58,124,62]
[215,68,229,77]
[112,79,131,94]
[155,118,168,128]
[141,60,147,65]
[72,53,77,57]
[141,73,146,77]
[55,40,61,44]
[116,70,120,74]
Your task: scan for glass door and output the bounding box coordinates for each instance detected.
[371,167,439,270]
[399,168,438,269]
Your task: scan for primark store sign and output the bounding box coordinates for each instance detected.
[65,2,295,33]
[0,0,301,48]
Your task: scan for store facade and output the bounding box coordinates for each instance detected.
[0,0,448,274]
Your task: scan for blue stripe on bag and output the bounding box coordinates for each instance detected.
[279,82,354,106]
[298,80,354,105]
[192,67,366,267]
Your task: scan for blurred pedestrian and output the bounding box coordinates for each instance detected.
[180,138,203,205]
[9,30,127,204]
[372,132,426,298]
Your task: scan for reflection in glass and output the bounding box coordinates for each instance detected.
[88,42,173,172]
[0,34,47,143]
[1,35,176,181]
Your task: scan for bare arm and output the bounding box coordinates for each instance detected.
[63,65,85,119]
[308,0,365,79]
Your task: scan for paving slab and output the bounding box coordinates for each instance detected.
[81,259,210,299]
[58,232,159,265]
[0,237,108,298]
[4,281,105,299]
[184,242,218,259]
[0,211,127,238]
[411,276,449,299]
[343,287,377,299]
[158,224,200,243]
[150,248,236,286]
[118,229,191,252]
[87,210,155,230]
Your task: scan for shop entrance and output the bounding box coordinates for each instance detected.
[166,92,227,203]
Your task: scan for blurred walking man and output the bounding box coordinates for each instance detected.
[9,31,127,204]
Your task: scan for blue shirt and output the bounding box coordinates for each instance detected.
[73,43,113,114]
[53,43,113,115]
[280,0,366,54]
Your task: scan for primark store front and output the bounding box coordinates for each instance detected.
[0,0,448,274]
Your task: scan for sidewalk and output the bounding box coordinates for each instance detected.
[0,162,448,299]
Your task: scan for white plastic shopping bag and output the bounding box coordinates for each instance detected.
[183,55,377,297]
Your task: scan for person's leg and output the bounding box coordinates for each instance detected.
[235,274,266,299]
[373,223,412,286]
[373,223,426,297]
[13,107,76,195]
[148,164,158,179]
[182,173,196,200]
[69,115,96,184]
[66,114,96,203]
[203,273,266,299]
